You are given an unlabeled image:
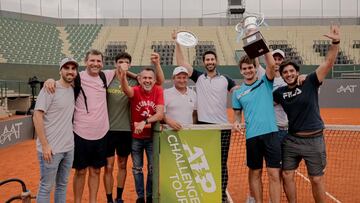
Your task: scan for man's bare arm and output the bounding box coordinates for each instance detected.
[316,24,340,83]
[151,52,165,85]
[33,110,52,163]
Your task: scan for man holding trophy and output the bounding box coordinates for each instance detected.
[232,13,282,203]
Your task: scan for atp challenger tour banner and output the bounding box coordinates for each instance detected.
[159,129,221,203]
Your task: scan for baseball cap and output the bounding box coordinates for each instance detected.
[172,66,189,76]
[59,57,78,70]
[272,49,285,59]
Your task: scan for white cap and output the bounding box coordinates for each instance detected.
[59,57,78,70]
[272,49,285,59]
[172,66,189,76]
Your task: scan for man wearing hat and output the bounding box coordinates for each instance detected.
[33,57,78,202]
[164,66,197,130]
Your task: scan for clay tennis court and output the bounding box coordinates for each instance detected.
[1,108,359,202]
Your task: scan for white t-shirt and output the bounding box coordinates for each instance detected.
[164,86,197,124]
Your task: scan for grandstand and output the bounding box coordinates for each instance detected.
[1,15,359,68]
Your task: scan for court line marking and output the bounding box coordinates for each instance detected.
[295,170,341,203]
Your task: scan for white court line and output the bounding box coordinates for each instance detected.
[295,170,342,203]
[226,189,234,203]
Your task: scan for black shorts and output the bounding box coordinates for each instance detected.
[282,134,327,176]
[72,132,107,170]
[246,132,282,169]
[106,130,132,158]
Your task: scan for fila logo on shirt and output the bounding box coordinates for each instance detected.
[283,88,302,99]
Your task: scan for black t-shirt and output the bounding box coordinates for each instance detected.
[273,72,324,134]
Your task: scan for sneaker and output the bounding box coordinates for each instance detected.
[115,199,124,203]
[245,196,256,203]
[136,197,145,203]
[146,196,152,203]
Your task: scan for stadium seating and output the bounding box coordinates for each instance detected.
[193,41,216,66]
[0,17,65,65]
[0,16,359,68]
[353,40,360,49]
[313,40,354,64]
[65,24,102,62]
[151,41,174,66]
[269,40,303,64]
[104,41,128,66]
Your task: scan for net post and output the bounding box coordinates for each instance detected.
[152,121,162,203]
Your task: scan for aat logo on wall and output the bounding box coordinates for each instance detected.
[336,84,357,94]
[0,122,23,145]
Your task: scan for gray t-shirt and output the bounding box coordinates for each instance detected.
[35,81,75,153]
[257,66,288,127]
[273,76,288,127]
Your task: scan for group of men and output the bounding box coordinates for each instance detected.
[33,24,340,203]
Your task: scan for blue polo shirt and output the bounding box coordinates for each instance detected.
[232,75,278,139]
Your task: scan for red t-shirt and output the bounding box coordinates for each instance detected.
[130,85,164,139]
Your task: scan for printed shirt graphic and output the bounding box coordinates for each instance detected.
[273,72,324,133]
[107,76,138,131]
[232,75,278,139]
[130,85,164,139]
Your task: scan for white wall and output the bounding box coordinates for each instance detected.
[0,0,359,19]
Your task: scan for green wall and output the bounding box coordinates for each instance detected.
[0,63,358,82]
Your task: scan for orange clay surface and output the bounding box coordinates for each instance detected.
[0,108,359,202]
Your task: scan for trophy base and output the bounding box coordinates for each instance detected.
[242,31,269,59]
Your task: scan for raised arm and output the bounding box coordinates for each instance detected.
[33,110,52,163]
[172,30,194,76]
[151,52,165,85]
[264,51,276,80]
[118,62,134,98]
[316,24,340,83]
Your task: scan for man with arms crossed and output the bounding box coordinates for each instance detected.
[273,25,340,203]
[104,52,164,203]
[232,51,281,203]
[172,31,237,202]
[119,66,164,203]
[164,66,197,130]
[33,57,78,202]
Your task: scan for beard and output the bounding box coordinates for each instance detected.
[62,74,75,84]
[286,76,298,86]
[205,64,216,72]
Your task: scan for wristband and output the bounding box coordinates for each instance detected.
[332,40,340,45]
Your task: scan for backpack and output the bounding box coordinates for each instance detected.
[73,71,108,113]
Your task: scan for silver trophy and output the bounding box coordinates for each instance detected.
[175,31,198,47]
[235,13,269,58]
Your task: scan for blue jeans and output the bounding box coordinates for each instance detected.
[36,150,74,203]
[131,138,153,199]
